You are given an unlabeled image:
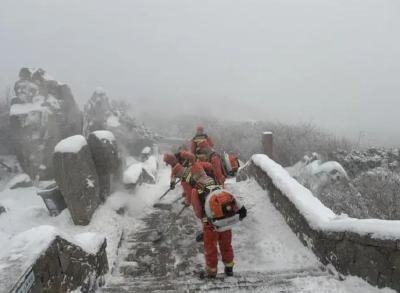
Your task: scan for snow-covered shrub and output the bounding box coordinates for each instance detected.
[352,168,400,220]
[329,148,400,178]
[289,153,400,220]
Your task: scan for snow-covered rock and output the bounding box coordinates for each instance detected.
[88,131,121,201]
[6,173,33,190]
[83,89,155,157]
[123,156,157,189]
[10,68,83,180]
[286,153,348,193]
[123,163,142,186]
[88,131,119,175]
[0,225,108,293]
[53,139,100,225]
[54,135,87,154]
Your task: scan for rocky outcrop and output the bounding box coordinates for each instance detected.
[10,68,83,180]
[53,135,100,226]
[32,236,108,293]
[123,155,157,189]
[88,130,120,201]
[3,232,108,293]
[83,89,155,157]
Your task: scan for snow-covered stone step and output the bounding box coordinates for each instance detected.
[100,268,331,292]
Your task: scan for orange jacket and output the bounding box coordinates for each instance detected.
[178,150,196,165]
[191,134,214,155]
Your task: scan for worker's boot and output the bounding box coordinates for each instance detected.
[224,266,233,277]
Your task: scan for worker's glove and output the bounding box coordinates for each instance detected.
[170,182,176,190]
[238,206,247,221]
[181,200,190,207]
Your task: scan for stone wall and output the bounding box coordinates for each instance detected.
[9,236,108,293]
[237,159,400,292]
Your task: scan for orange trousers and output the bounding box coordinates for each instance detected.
[203,224,234,275]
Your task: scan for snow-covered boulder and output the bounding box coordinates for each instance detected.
[53,135,100,225]
[6,173,33,190]
[0,225,108,293]
[286,154,348,191]
[88,130,121,201]
[10,68,83,180]
[123,156,157,189]
[88,130,119,175]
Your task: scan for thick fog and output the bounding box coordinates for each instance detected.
[0,0,399,146]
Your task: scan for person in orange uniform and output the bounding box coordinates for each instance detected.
[164,151,214,205]
[163,153,193,205]
[195,141,226,186]
[191,126,214,160]
[190,164,247,278]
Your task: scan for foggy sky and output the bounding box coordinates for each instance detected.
[0,0,399,146]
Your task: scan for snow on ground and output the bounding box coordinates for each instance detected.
[4,174,31,190]
[227,178,320,273]
[123,163,143,185]
[0,161,171,283]
[223,178,394,293]
[0,159,395,292]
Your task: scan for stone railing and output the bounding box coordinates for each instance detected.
[3,235,108,293]
[238,154,400,292]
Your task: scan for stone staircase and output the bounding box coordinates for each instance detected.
[102,267,331,292]
[99,199,333,292]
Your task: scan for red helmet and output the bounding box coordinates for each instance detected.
[163,153,177,166]
[179,150,196,164]
[172,163,185,178]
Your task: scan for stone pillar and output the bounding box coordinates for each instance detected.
[262,132,273,158]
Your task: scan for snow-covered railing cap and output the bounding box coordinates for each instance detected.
[251,154,400,241]
[263,131,273,135]
[54,135,88,154]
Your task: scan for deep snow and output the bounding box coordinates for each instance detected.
[0,161,395,292]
